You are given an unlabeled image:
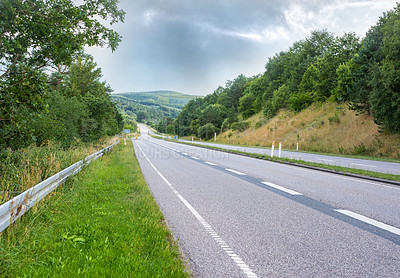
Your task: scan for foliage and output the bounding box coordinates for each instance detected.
[156,117,175,134]
[263,84,291,118]
[0,143,189,277]
[0,0,125,150]
[197,123,219,140]
[172,4,399,135]
[289,93,313,112]
[348,3,400,132]
[230,121,250,132]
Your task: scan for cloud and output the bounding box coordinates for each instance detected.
[86,0,399,95]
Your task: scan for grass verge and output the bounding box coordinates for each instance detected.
[0,140,189,277]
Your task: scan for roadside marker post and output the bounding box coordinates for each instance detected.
[297,143,299,151]
[192,137,194,144]
[214,132,217,141]
[278,142,282,158]
[271,141,275,157]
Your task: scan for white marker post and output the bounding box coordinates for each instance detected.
[271,141,275,157]
[192,137,194,144]
[278,142,282,158]
[214,132,217,141]
[124,138,126,146]
[297,143,299,151]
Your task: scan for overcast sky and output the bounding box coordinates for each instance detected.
[86,0,398,96]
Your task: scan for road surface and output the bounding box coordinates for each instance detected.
[140,125,400,175]
[133,126,400,277]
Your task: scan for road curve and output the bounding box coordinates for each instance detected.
[133,126,400,277]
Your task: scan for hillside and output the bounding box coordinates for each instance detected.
[112,91,198,124]
[216,103,400,159]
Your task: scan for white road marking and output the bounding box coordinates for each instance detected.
[135,143,258,278]
[226,169,246,175]
[191,156,200,160]
[335,209,400,236]
[261,182,303,196]
[205,161,217,166]
[182,153,188,156]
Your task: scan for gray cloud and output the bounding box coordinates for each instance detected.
[87,0,399,95]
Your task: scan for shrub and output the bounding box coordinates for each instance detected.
[230,121,250,132]
[197,123,218,140]
[289,93,313,112]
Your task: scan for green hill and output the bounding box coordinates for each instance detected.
[112,91,198,125]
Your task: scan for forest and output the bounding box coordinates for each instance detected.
[0,0,125,151]
[158,4,400,140]
[112,91,196,127]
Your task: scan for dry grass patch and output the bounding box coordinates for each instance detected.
[217,103,400,159]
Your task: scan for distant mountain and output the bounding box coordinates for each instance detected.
[112,90,198,124]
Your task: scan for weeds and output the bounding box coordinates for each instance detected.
[0,141,189,277]
[0,138,117,205]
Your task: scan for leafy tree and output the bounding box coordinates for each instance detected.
[333,58,358,102]
[137,111,147,123]
[61,55,122,141]
[0,0,125,149]
[289,93,313,112]
[198,104,227,128]
[369,4,400,132]
[299,64,320,97]
[174,98,203,136]
[197,123,218,140]
[166,124,175,135]
[217,75,248,110]
[263,85,291,118]
[238,91,255,119]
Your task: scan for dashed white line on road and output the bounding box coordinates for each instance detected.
[226,169,246,175]
[261,182,303,196]
[335,209,400,236]
[135,143,258,278]
[191,156,200,160]
[182,153,188,156]
[205,161,217,166]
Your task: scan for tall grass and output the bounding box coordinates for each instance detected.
[0,137,118,204]
[0,141,189,277]
[217,103,400,159]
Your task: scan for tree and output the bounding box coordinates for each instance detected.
[198,104,227,128]
[263,85,291,118]
[238,91,255,119]
[137,111,147,123]
[62,55,122,142]
[217,75,248,110]
[0,0,125,149]
[333,59,358,102]
[349,3,400,132]
[197,123,218,140]
[369,4,400,132]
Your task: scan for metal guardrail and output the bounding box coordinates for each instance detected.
[0,141,120,233]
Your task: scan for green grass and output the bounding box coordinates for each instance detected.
[0,141,189,277]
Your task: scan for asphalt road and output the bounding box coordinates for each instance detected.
[140,125,400,175]
[177,140,400,175]
[134,126,400,277]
